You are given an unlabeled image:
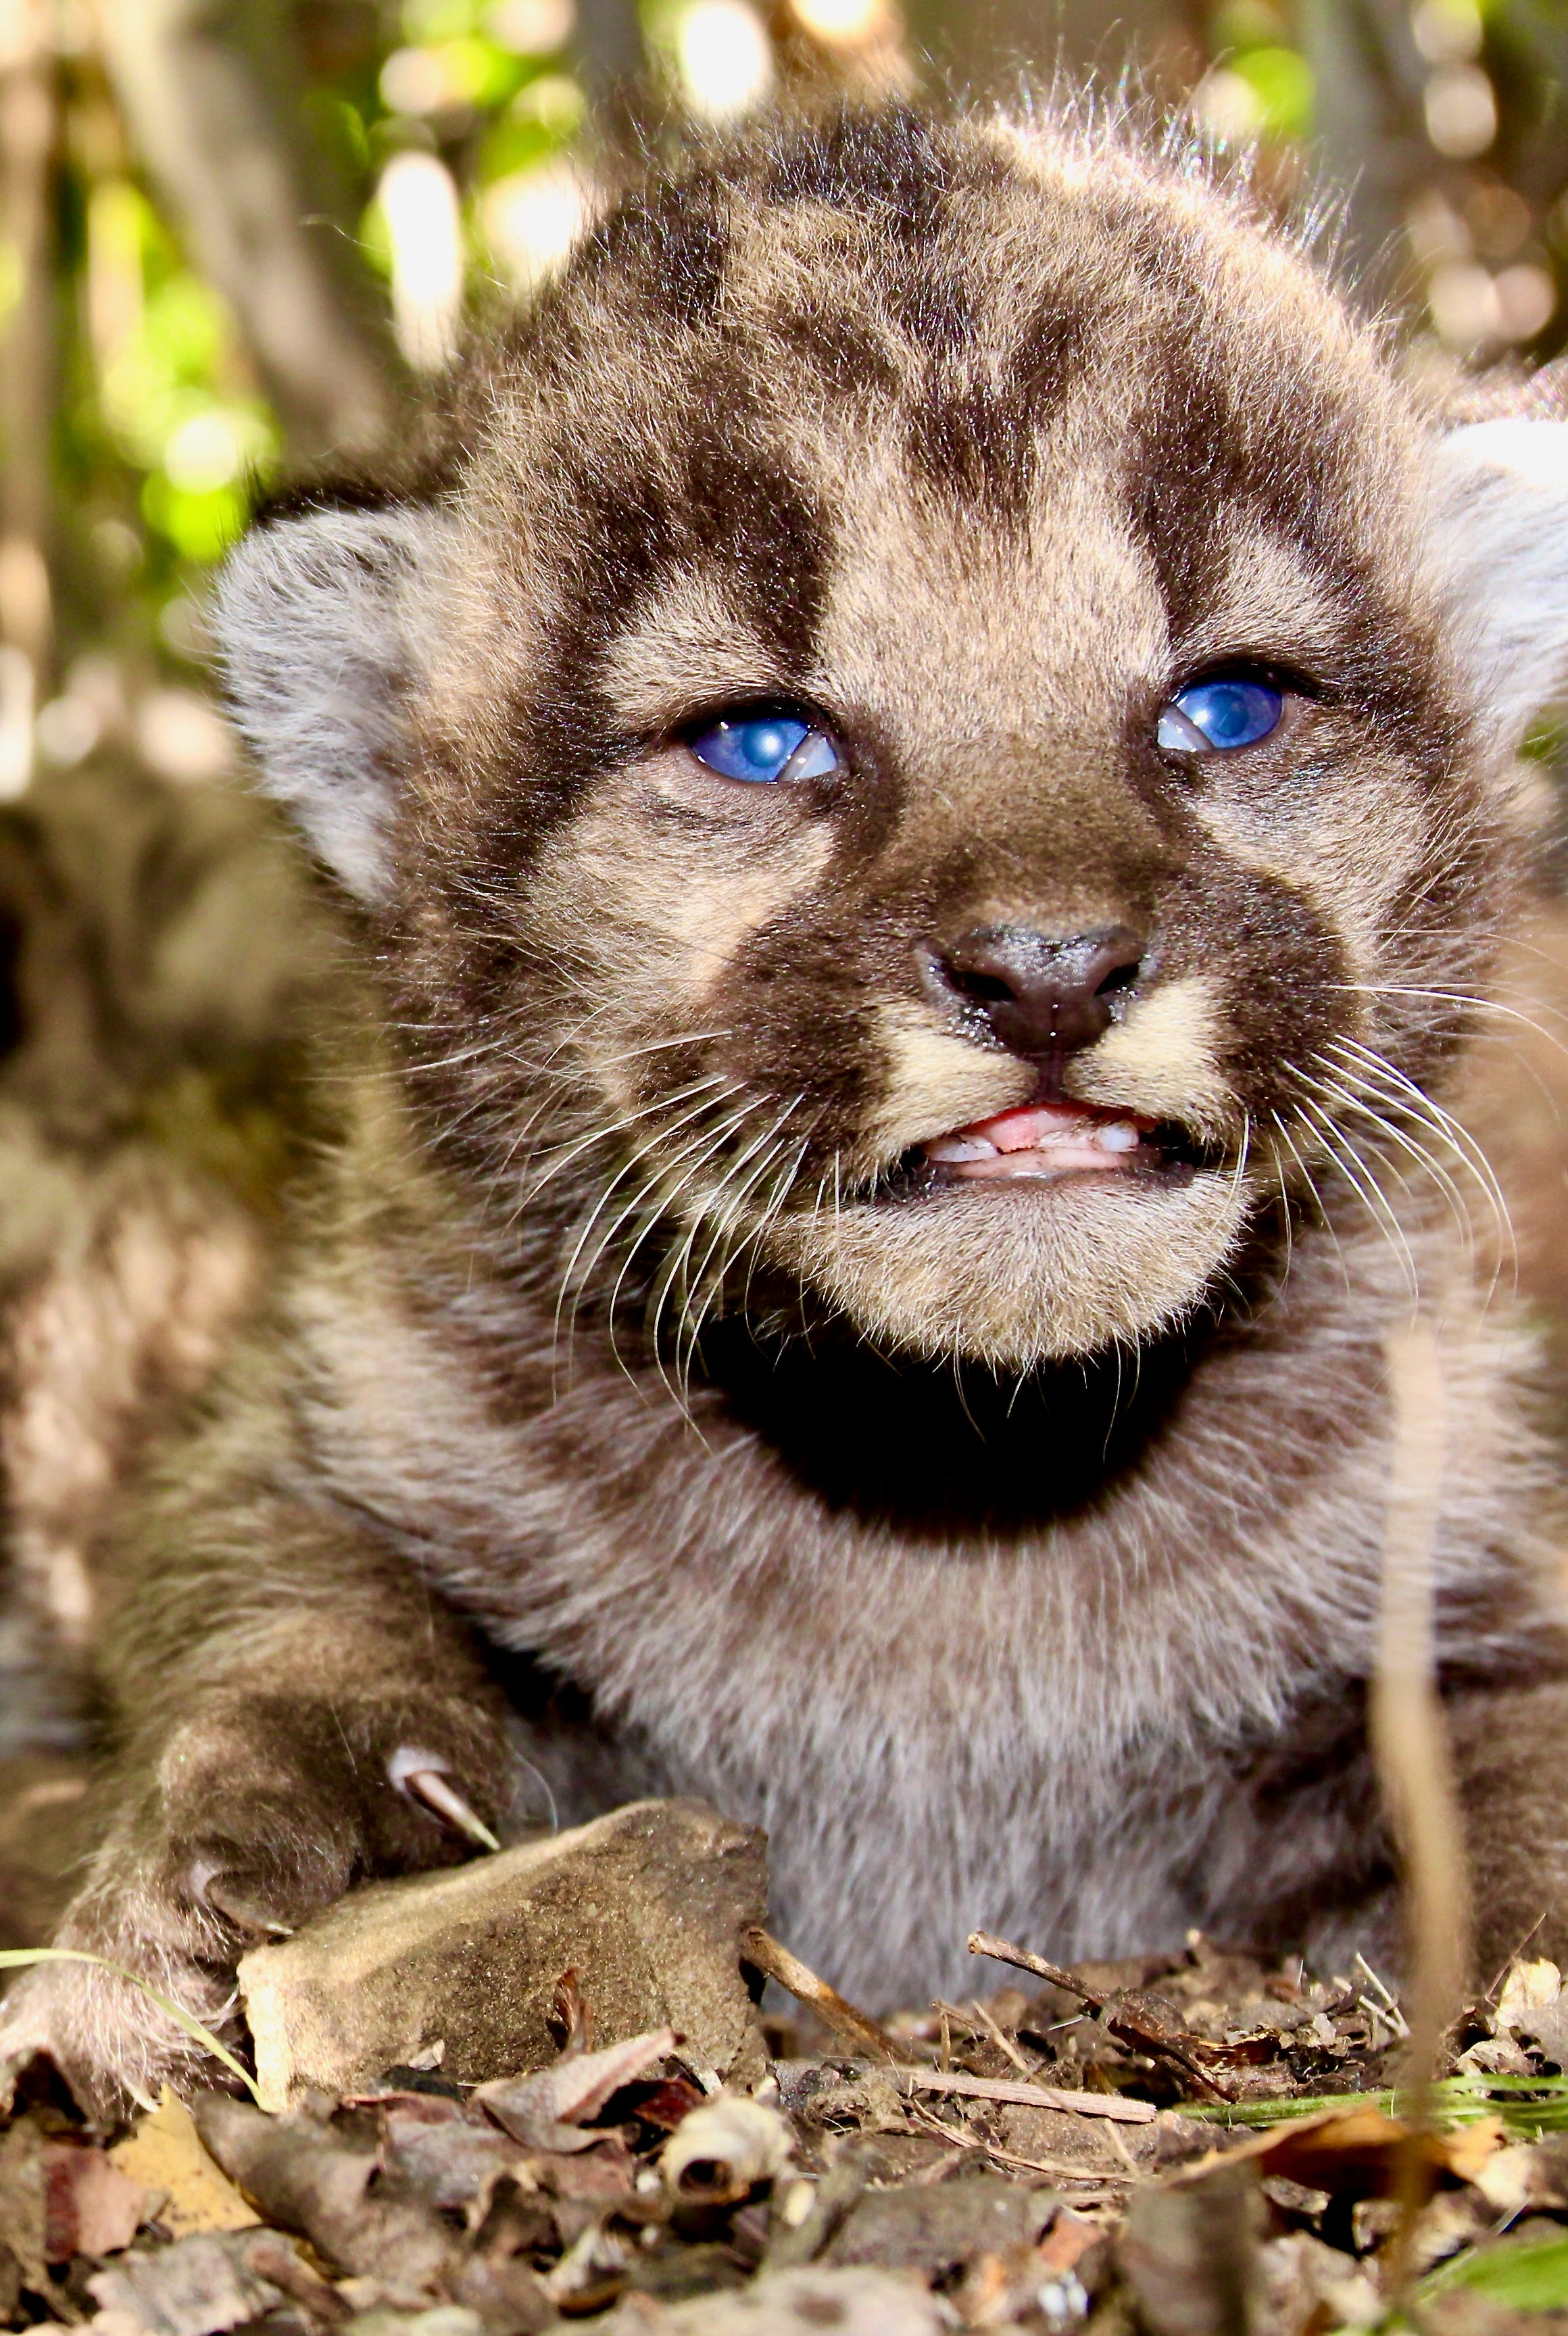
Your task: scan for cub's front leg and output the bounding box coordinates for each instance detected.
[0,1501,514,2120]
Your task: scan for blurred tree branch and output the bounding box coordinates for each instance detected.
[1300,0,1423,303]
[97,0,397,464]
[0,0,55,700]
[903,0,1190,102]
[573,0,645,148]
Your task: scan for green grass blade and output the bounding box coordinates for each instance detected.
[0,1947,264,2106]
[1190,2069,1568,2137]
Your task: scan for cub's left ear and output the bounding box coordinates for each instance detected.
[212,495,454,905]
[1428,418,1568,750]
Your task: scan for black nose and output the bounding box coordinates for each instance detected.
[933,924,1146,1059]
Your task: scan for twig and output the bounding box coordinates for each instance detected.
[1370,1317,1470,2291]
[906,2096,1129,2191]
[968,1994,1040,2076]
[967,1930,1237,2101]
[1358,1996,1398,2047]
[1353,1952,1410,2035]
[969,1929,1104,2001]
[1486,1913,1548,2005]
[741,1926,895,2061]
[896,2065,1157,2122]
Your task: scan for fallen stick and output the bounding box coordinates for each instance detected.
[898,2065,1158,2122]
[967,1930,1237,2101]
[741,1925,896,2060]
[967,1930,1096,1999]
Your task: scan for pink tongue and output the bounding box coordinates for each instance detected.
[961,1102,1111,1152]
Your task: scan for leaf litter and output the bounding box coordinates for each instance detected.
[14,1919,1568,2336]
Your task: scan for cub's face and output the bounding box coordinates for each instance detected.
[219,110,1568,1373]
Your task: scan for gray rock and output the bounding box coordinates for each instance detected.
[239,1799,768,2107]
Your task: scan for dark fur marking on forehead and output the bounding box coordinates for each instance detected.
[776,305,902,399]
[906,299,1087,518]
[578,171,732,330]
[681,382,832,671]
[764,105,952,236]
[907,381,1032,516]
[881,266,979,359]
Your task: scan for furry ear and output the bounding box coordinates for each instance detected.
[1428,418,1568,751]
[213,500,451,902]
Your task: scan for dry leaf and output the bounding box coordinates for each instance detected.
[602,2264,953,2333]
[472,2026,678,2152]
[0,2116,46,2291]
[195,2093,456,2300]
[1117,2166,1265,2336]
[1440,2117,1509,2185]
[825,2176,1055,2274]
[382,2110,524,2209]
[1185,2105,1501,2201]
[1497,1959,1562,2024]
[87,2230,284,2336]
[1497,1957,1568,2066]
[109,2090,260,2240]
[662,2094,793,2204]
[43,2138,147,2259]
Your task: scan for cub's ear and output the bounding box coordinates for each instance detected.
[212,498,451,903]
[1428,418,1568,752]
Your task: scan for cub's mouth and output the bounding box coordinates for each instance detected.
[876,1100,1226,1202]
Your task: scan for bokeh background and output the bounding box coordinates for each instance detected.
[3,0,1568,1925]
[1,0,1565,766]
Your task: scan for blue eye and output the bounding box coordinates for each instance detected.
[687,713,841,784]
[1156,676,1284,754]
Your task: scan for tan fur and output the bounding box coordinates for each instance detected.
[1071,976,1233,1134]
[7,100,1568,2116]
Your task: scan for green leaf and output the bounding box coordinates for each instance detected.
[0,1949,264,2106]
[141,475,249,564]
[1231,45,1315,139]
[1427,2233,1568,2310]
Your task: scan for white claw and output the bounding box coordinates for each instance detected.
[388,1747,501,1852]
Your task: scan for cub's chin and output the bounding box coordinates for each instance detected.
[771,1165,1252,1369]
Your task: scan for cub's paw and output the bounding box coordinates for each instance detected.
[149,1682,513,1940]
[0,1681,512,2118]
[0,1906,235,2124]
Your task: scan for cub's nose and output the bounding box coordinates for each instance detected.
[933,925,1146,1059]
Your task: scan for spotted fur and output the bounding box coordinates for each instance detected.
[9,100,1568,2114]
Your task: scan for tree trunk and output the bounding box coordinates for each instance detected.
[98,0,396,466]
[572,0,646,178]
[0,0,55,795]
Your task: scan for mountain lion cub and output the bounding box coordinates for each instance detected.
[7,99,1568,2115]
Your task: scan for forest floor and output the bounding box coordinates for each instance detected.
[9,1851,1568,2336]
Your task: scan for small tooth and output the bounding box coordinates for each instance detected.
[926,1136,997,1161]
[1098,1123,1141,1152]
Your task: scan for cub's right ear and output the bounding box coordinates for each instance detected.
[213,498,452,904]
